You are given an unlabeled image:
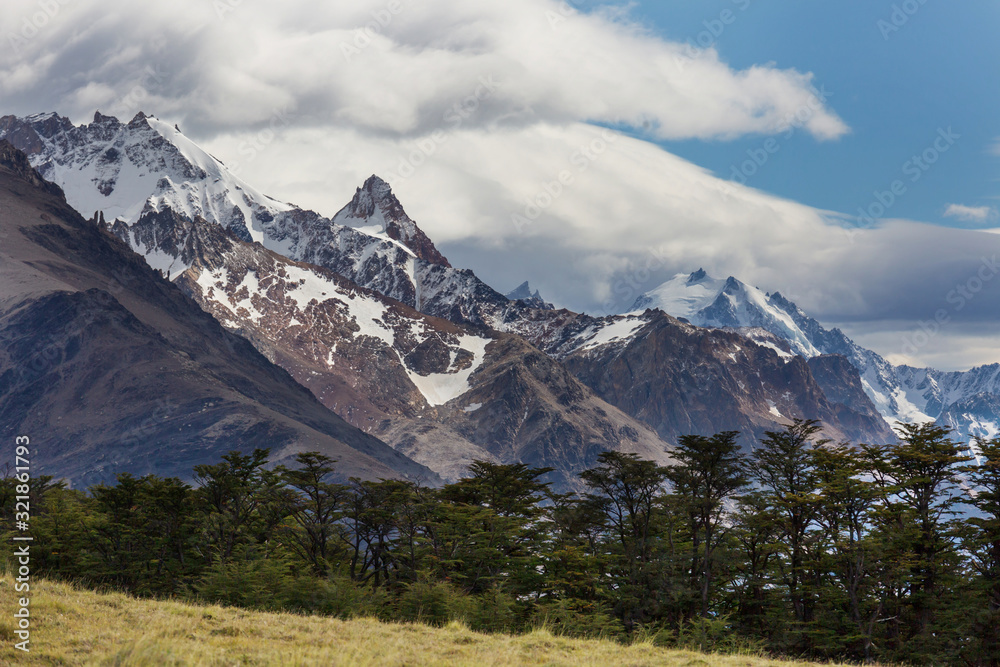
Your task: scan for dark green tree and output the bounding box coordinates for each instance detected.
[729,490,780,639]
[277,452,347,576]
[89,474,197,593]
[748,419,824,649]
[864,423,970,662]
[192,448,286,562]
[810,442,883,661]
[580,451,670,631]
[666,431,747,617]
[439,461,553,595]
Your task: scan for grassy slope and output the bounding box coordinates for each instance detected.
[0,575,853,666]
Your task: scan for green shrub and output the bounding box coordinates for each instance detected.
[468,587,519,633]
[654,615,763,655]
[397,580,473,627]
[532,598,625,640]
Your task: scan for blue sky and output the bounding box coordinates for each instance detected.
[624,0,1000,228]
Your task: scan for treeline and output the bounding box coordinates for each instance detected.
[2,421,999,665]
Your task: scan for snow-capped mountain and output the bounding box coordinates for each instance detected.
[1,110,900,466]
[631,269,820,358]
[0,111,292,243]
[0,112,522,328]
[631,269,1000,450]
[332,175,451,267]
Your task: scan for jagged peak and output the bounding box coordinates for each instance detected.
[506,281,541,300]
[507,281,533,300]
[92,110,120,125]
[721,276,743,292]
[1,112,74,144]
[505,281,553,309]
[687,268,709,284]
[24,111,60,122]
[334,174,451,267]
[362,173,392,198]
[343,174,398,220]
[768,291,796,309]
[127,111,151,128]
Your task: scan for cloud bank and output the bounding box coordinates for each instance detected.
[0,0,848,141]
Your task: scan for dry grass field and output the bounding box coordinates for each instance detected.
[0,574,863,666]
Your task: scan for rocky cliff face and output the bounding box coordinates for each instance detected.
[163,215,671,488]
[548,311,894,447]
[496,304,894,447]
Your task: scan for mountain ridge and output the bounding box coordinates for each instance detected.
[631,268,1000,453]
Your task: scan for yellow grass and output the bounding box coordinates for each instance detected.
[0,574,858,666]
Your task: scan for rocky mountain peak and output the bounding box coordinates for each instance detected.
[0,139,34,175]
[507,281,534,300]
[92,110,120,125]
[505,281,553,309]
[0,112,68,155]
[687,268,708,284]
[334,174,451,267]
[363,173,392,201]
[128,111,151,127]
[721,276,742,292]
[343,174,402,219]
[768,290,791,307]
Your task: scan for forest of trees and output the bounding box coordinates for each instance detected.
[3,420,999,665]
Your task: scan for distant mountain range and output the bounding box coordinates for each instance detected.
[630,269,999,461]
[3,110,973,487]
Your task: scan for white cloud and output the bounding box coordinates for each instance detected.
[0,0,847,142]
[4,0,1000,370]
[837,320,1000,373]
[943,203,997,224]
